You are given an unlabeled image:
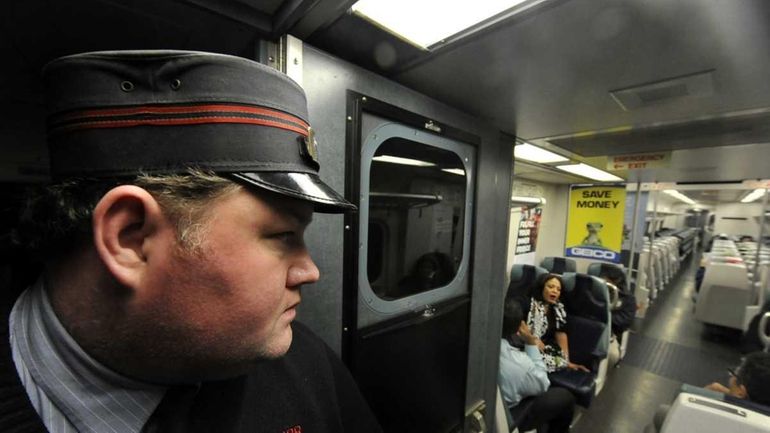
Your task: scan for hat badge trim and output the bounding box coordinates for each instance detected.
[48,103,310,137]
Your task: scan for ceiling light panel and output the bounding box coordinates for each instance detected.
[372,155,436,167]
[514,143,569,163]
[741,188,767,203]
[351,0,535,49]
[663,189,697,205]
[555,163,624,182]
[441,168,466,175]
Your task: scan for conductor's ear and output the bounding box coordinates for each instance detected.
[92,186,169,289]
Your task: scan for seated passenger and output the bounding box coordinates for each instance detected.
[652,352,770,431]
[499,299,576,433]
[524,273,589,372]
[705,351,770,406]
[598,267,637,338]
[395,252,454,297]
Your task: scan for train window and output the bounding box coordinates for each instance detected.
[366,137,466,300]
[356,118,475,326]
[367,220,386,288]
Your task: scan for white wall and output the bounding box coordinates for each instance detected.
[646,191,688,230]
[506,180,570,276]
[535,183,570,264]
[713,202,766,237]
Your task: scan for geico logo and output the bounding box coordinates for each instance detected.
[570,247,617,260]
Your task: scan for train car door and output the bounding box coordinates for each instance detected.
[343,93,478,433]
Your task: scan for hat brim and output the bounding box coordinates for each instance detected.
[229,172,356,214]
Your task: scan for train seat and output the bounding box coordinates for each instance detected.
[695,261,752,330]
[561,273,612,362]
[548,366,597,408]
[586,263,632,360]
[494,387,536,433]
[760,312,770,350]
[654,385,770,433]
[652,243,671,284]
[636,250,653,308]
[540,257,576,275]
[553,272,612,406]
[506,264,548,303]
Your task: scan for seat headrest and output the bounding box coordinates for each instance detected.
[541,257,576,274]
[561,272,609,322]
[587,262,629,292]
[507,264,547,301]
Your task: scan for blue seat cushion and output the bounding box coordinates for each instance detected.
[566,315,609,367]
[548,369,597,408]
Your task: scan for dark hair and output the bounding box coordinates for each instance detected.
[502,298,525,339]
[740,352,770,406]
[12,170,239,260]
[411,252,455,287]
[599,265,627,290]
[532,273,563,302]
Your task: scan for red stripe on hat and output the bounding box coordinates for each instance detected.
[52,115,310,136]
[54,104,309,129]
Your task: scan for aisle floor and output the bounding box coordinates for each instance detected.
[570,255,743,433]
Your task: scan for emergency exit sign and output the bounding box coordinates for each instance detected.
[607,152,671,170]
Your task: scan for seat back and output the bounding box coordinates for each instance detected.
[587,262,629,292]
[506,264,547,303]
[540,257,576,274]
[659,389,770,433]
[760,312,770,351]
[560,272,611,368]
[695,261,752,330]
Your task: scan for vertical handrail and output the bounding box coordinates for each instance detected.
[628,183,642,284]
[649,187,658,294]
[753,189,768,293]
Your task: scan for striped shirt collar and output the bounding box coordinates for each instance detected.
[10,279,167,433]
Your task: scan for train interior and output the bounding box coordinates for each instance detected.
[1,0,769,432]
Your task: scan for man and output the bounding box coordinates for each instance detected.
[705,352,770,406]
[598,265,637,338]
[651,352,770,431]
[3,50,382,433]
[499,299,575,433]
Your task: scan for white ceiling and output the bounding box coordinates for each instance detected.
[388,0,770,183]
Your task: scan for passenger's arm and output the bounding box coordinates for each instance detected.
[556,331,589,372]
[555,330,570,359]
[704,382,730,394]
[508,322,550,397]
[519,345,551,396]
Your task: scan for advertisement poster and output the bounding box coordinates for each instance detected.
[621,191,649,252]
[565,185,626,263]
[515,206,542,256]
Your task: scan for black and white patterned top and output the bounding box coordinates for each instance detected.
[526,297,567,344]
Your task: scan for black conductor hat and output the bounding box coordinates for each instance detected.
[43,50,354,213]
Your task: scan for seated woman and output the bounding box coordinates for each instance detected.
[523,273,588,373]
[499,298,576,433]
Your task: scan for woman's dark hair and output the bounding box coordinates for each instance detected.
[532,273,563,301]
[740,352,770,406]
[502,298,525,343]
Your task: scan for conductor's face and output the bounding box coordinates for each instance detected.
[140,187,319,377]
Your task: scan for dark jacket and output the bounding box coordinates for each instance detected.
[0,308,382,433]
